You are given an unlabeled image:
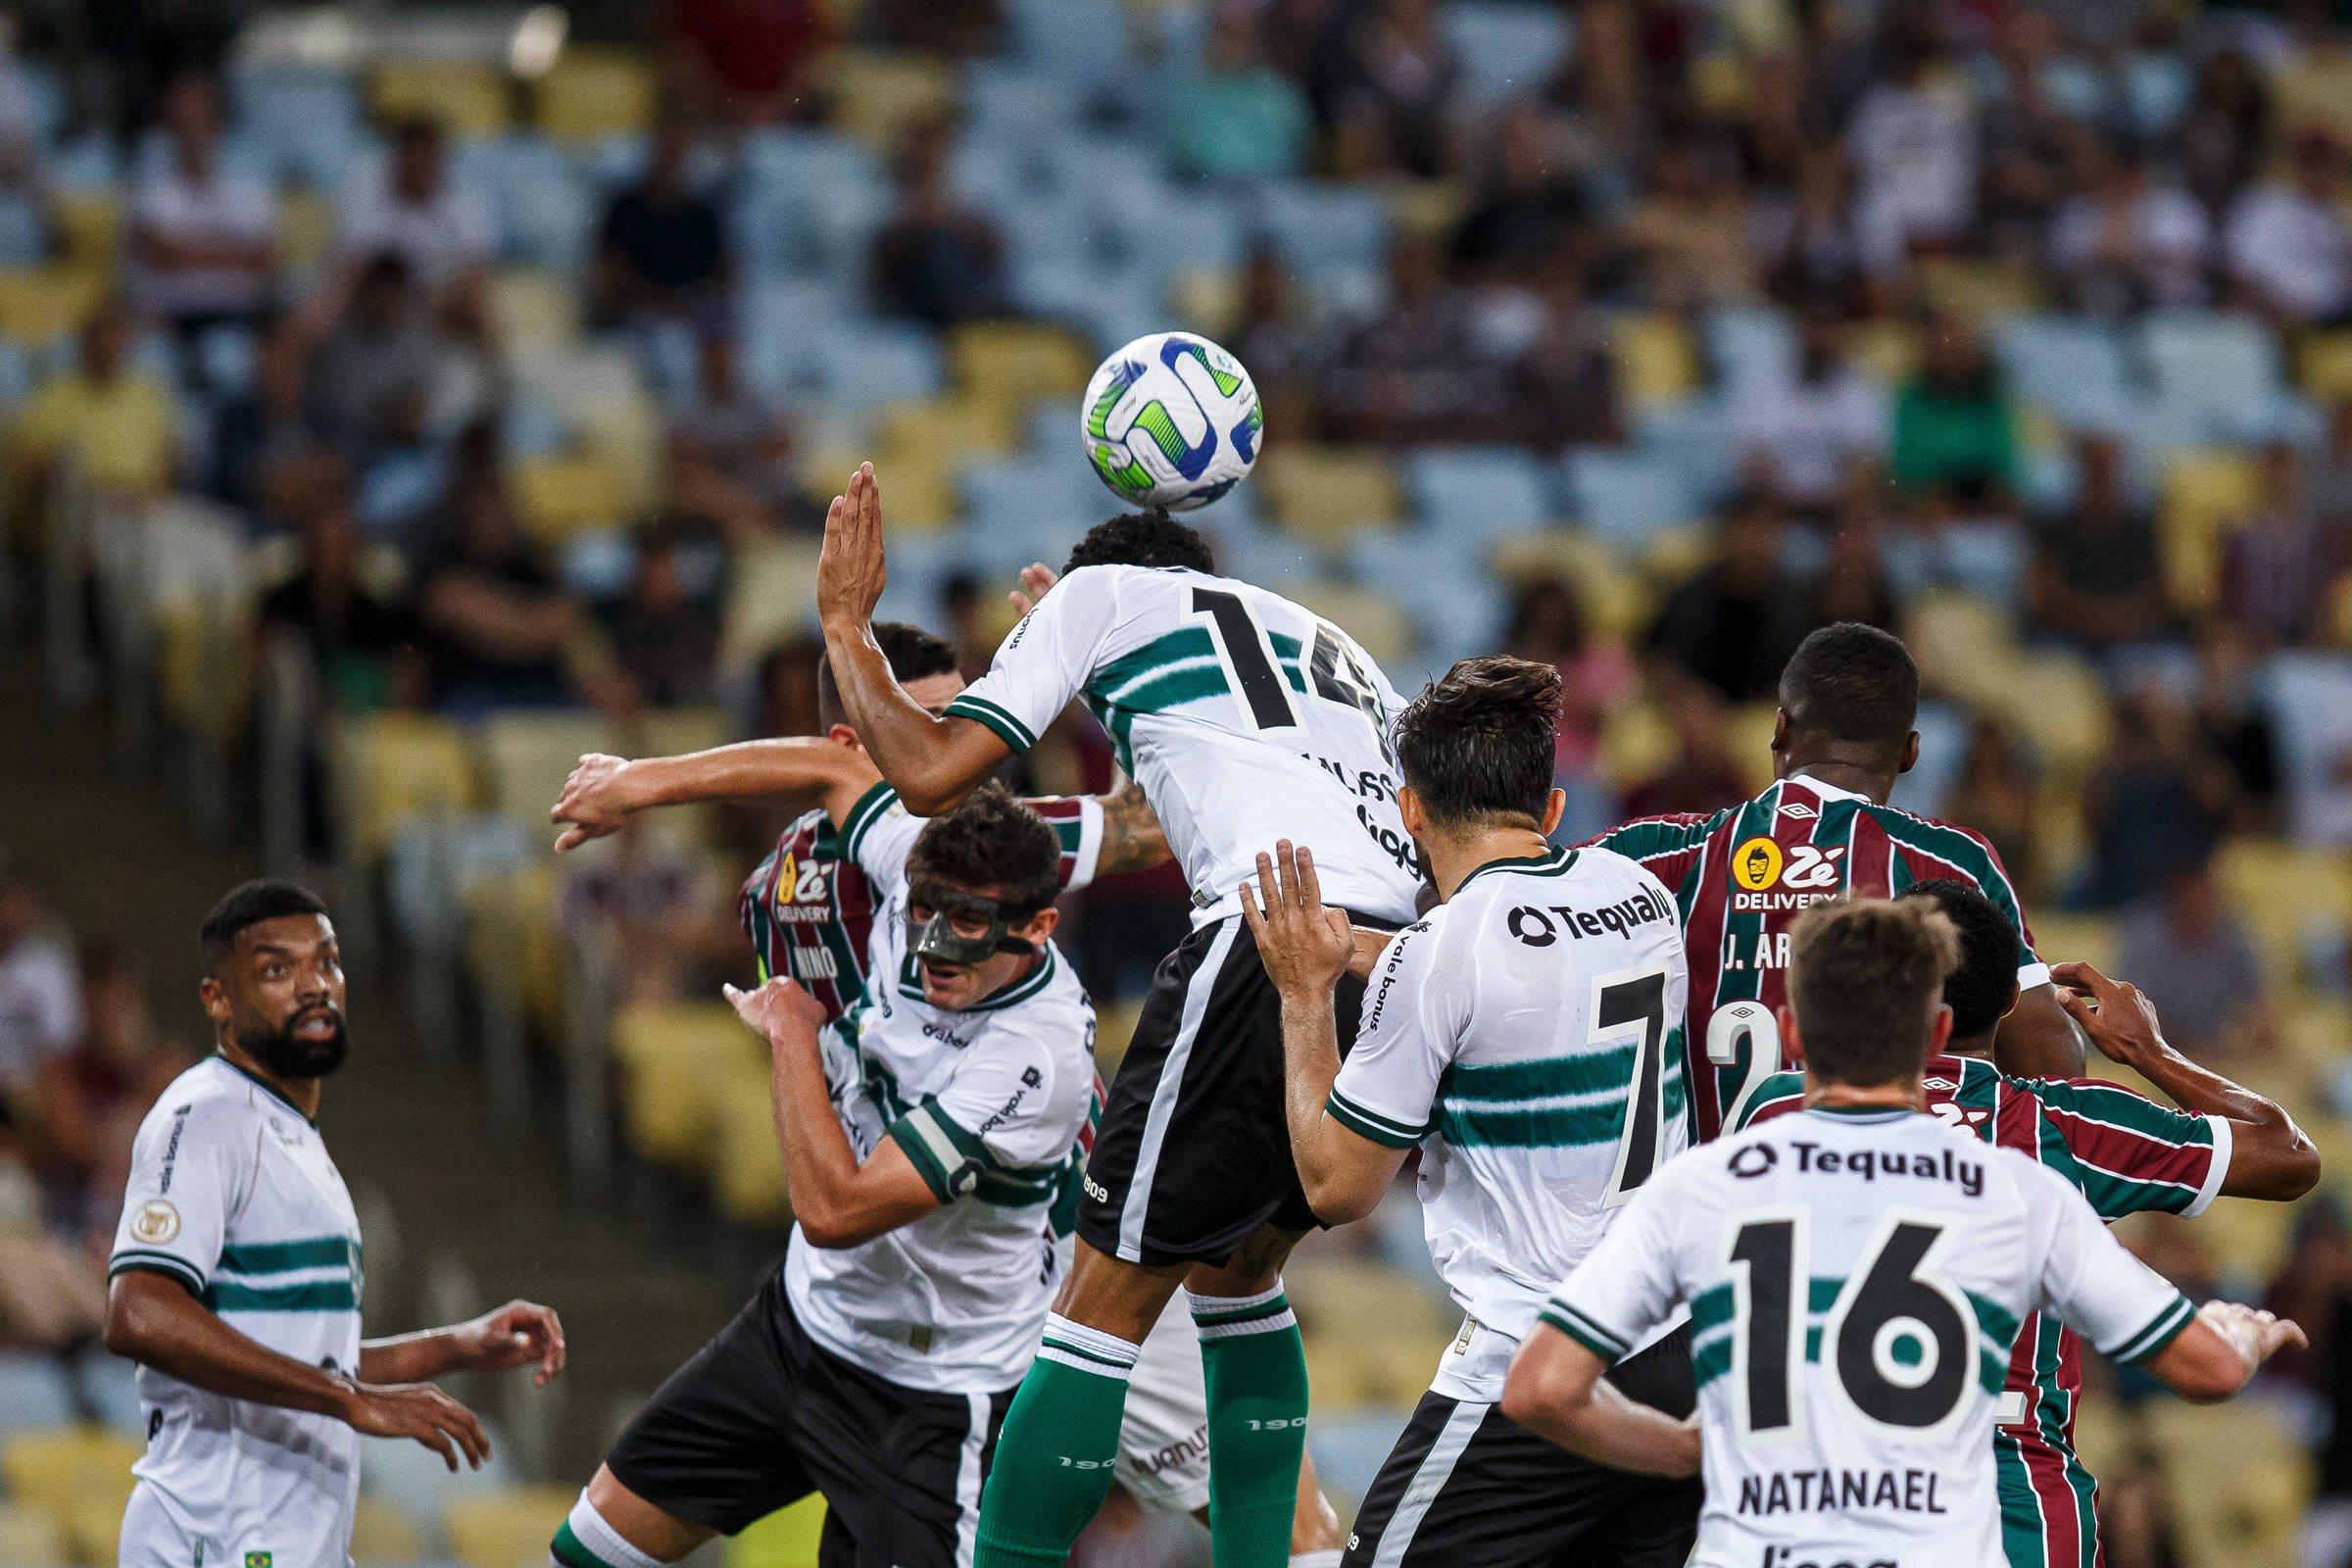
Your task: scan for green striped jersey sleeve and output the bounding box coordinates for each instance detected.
[837,782,900,862]
[943,692,1039,753]
[888,1099,999,1204]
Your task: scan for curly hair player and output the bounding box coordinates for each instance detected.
[815,465,1420,1568]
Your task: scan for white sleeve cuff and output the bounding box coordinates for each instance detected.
[2182,1114,2232,1218]
[2017,960,2053,992]
[1066,798,1105,892]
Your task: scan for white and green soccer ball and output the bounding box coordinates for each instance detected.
[1079,331,1262,512]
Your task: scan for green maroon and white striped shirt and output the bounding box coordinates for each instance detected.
[1736,1054,2230,1568]
[110,1054,367,1566]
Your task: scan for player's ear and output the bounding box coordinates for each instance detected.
[827,722,861,749]
[1776,1004,1802,1064]
[1928,1001,1954,1055]
[1396,784,1427,839]
[1998,975,2021,1021]
[1770,709,1790,759]
[1540,788,1565,837]
[198,976,231,1027]
[1017,906,1058,945]
[1898,729,1921,776]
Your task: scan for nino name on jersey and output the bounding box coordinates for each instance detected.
[1544,1107,2198,1568]
[1327,844,1690,1399]
[944,564,1421,927]
[109,1055,367,1568]
[785,791,1100,1393]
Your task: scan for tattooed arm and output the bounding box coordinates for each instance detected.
[1091,778,1171,876]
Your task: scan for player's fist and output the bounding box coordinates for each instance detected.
[2201,1298,2307,1363]
[551,753,635,852]
[454,1299,567,1385]
[725,976,830,1044]
[342,1381,491,1472]
[1242,841,1355,998]
[2050,961,2168,1066]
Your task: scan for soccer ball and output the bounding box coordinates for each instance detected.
[1079,332,1262,512]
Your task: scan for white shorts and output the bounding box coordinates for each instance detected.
[1115,1297,1211,1515]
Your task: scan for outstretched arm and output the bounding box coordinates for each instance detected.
[1499,1325,1702,1476]
[1994,982,2086,1079]
[2052,961,2319,1201]
[2145,1300,2305,1403]
[361,1302,566,1387]
[816,465,1008,813]
[1093,778,1172,876]
[552,740,882,852]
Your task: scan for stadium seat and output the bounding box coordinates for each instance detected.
[2022,912,2119,976]
[816,50,957,152]
[1488,527,1653,638]
[1256,180,1393,275]
[2151,1396,2309,1568]
[961,64,1081,148]
[636,706,733,762]
[2138,311,2285,432]
[352,1493,426,1564]
[1900,591,2017,708]
[510,453,625,540]
[1991,316,2131,427]
[877,396,1019,470]
[1596,702,1678,792]
[1608,313,1702,409]
[333,712,480,864]
[1287,582,1415,667]
[0,266,104,343]
[2214,838,2352,982]
[0,1504,63,1567]
[2125,50,2194,138]
[478,710,619,828]
[444,1486,579,1568]
[1,1427,139,1553]
[1702,305,1796,391]
[2299,329,2352,399]
[1257,446,1403,543]
[809,325,946,412]
[0,1355,76,1435]
[1442,4,1574,105]
[1006,0,1133,94]
[1914,256,2043,321]
[1561,449,1700,546]
[2155,447,2262,612]
[611,1001,755,1169]
[712,1054,791,1226]
[1634,396,1739,508]
[369,59,511,138]
[534,46,657,141]
[1401,447,1557,538]
[1993,650,2111,782]
[950,321,1095,408]
[1348,533,1507,668]
[490,269,582,346]
[729,1494,828,1568]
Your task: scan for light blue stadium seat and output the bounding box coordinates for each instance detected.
[739,276,848,393]
[1113,183,1246,272]
[2259,653,2352,844]
[2125,52,2193,140]
[47,135,120,190]
[502,396,570,458]
[1029,399,1085,454]
[1349,530,1507,669]
[1635,397,1739,508]
[580,131,650,195]
[1403,447,1556,537]
[809,323,943,410]
[1991,315,2132,427]
[961,64,1083,147]
[1703,305,1796,391]
[561,532,638,599]
[1207,514,1321,591]
[1562,448,1700,544]
[0,1353,78,1433]
[2137,311,2284,430]
[74,1349,144,1439]
[0,339,29,405]
[1885,699,1968,819]
[357,449,450,534]
[1442,4,1575,106]
[0,192,46,266]
[229,67,364,189]
[132,124,276,188]
[17,61,66,148]
[454,135,594,274]
[1255,181,1392,274]
[193,321,259,399]
[948,140,1036,212]
[1008,0,1134,93]
[1042,134,1166,198]
[2038,57,2114,124]
[963,454,1102,533]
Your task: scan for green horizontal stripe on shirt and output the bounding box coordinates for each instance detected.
[1436,1094,1626,1149]
[1327,1088,1430,1149]
[1443,1044,1642,1102]
[217,1237,357,1276]
[208,1277,358,1312]
[1090,627,1218,695]
[111,1250,206,1293]
[1540,1299,1629,1363]
[1690,1283,1734,1338]
[943,694,1036,754]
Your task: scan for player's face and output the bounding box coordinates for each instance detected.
[905,670,965,717]
[206,914,349,1079]
[907,883,1057,1009]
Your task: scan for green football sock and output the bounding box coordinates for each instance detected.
[974,1314,1139,1568]
[1193,1283,1311,1568]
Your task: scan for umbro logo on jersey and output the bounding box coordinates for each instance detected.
[1778,803,1818,818]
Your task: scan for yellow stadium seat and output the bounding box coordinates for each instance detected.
[66,1490,127,1564]
[1725,702,1780,795]
[463,858,568,1037]
[2021,912,2119,977]
[635,706,733,761]
[1488,529,1653,640]
[729,1495,828,1568]
[478,709,619,827]
[1596,701,1678,793]
[491,269,583,347]
[511,454,625,542]
[1167,265,1243,340]
[0,266,106,344]
[718,538,824,673]
[1,1426,140,1544]
[370,60,512,138]
[154,596,251,746]
[1286,1260,1454,1406]
[712,1054,791,1226]
[1990,649,2110,781]
[1915,257,2044,321]
[816,50,956,152]
[444,1486,577,1568]
[2285,998,2352,1077]
[2149,1398,2309,1568]
[534,46,658,141]
[1303,1341,1377,1408]
[950,322,1095,407]
[1608,313,1700,409]
[333,711,481,863]
[2300,329,2352,399]
[1689,49,1752,117]
[2214,838,2352,983]
[2197,1195,2295,1284]
[0,1503,63,1566]
[1902,591,2018,708]
[51,190,120,271]
[1257,447,1402,542]
[611,1000,759,1169]
[1389,179,1471,241]
[876,397,1017,470]
[277,189,337,270]
[353,1493,425,1564]
[1286,582,1414,667]
[2157,447,2262,613]
[1847,318,1921,387]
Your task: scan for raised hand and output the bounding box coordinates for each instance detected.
[452,1299,567,1385]
[551,754,634,852]
[1240,841,1355,1000]
[342,1380,492,1472]
[724,975,830,1044]
[2050,961,2169,1069]
[817,463,888,634]
[1009,563,1059,617]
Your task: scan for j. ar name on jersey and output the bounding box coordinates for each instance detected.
[1728,929,1793,971]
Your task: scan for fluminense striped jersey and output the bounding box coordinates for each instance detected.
[109,1055,367,1566]
[1544,1106,2197,1568]
[943,564,1422,928]
[785,789,1101,1393]
[1587,774,2045,1142]
[1736,1055,2230,1568]
[739,786,1103,1021]
[1326,844,1690,1398]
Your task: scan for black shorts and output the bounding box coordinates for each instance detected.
[1077,910,1381,1267]
[602,1269,1013,1565]
[1342,1329,1703,1568]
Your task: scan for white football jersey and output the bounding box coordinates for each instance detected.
[108,1055,366,1568]
[786,789,1100,1393]
[944,564,1423,926]
[1330,845,1689,1399]
[1545,1106,2198,1568]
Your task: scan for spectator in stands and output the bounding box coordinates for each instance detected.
[1166,2,1312,181]
[2117,858,2275,1059]
[1643,490,1815,703]
[0,1123,105,1357]
[667,328,797,539]
[1504,576,1632,840]
[607,523,721,710]
[594,115,731,336]
[7,300,178,502]
[1318,0,1460,179]
[0,868,81,1095]
[2083,687,2234,907]
[1889,312,2017,503]
[415,471,585,714]
[1537,0,1651,199]
[756,631,826,739]
[1318,234,1506,444]
[2048,141,2213,318]
[303,253,449,463]
[661,0,823,125]
[1510,261,1621,449]
[125,74,277,346]
[875,0,999,57]
[1942,715,2042,899]
[1752,146,1864,304]
[1617,133,1757,309]
[1730,306,1886,514]
[1976,8,2082,263]
[870,120,1005,327]
[2193,618,2281,831]
[332,118,495,309]
[1620,675,1750,818]
[1231,249,1315,436]
[0,18,37,162]
[2225,127,2352,326]
[1450,102,1587,282]
[31,944,191,1237]
[2028,432,2169,652]
[558,813,733,1004]
[2180,50,2271,223]
[1846,15,1977,278]
[257,492,420,714]
[2222,441,2346,648]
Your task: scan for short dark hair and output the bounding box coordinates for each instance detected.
[817,621,959,729]
[1395,657,1561,827]
[1897,879,2019,1044]
[905,784,1063,919]
[1778,622,1919,749]
[1063,513,1215,575]
[201,880,329,975]
[1788,898,1960,1087]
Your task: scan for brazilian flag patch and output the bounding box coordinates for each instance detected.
[245,1553,272,1568]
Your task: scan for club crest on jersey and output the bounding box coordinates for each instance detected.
[129,1199,180,1243]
